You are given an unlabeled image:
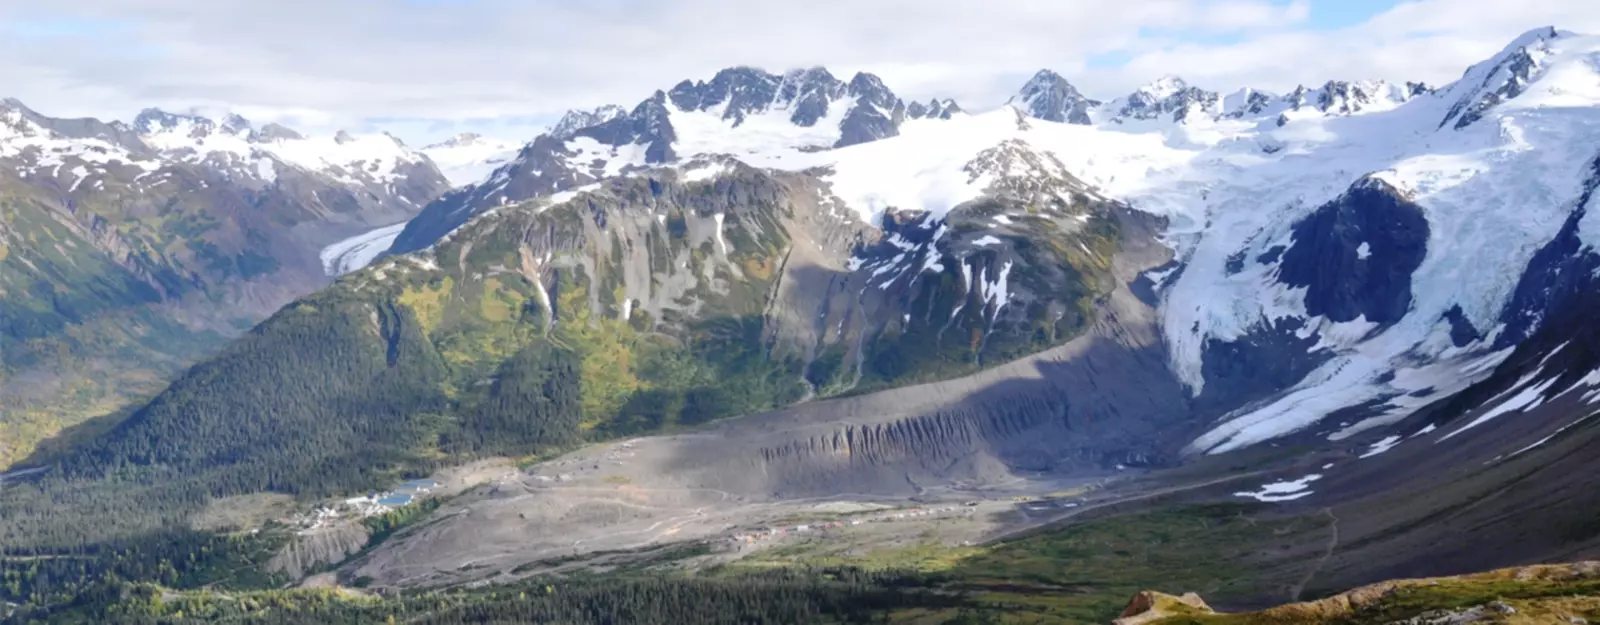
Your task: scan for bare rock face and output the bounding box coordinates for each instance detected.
[1010,70,1098,124]
[267,521,372,580]
[1113,590,1213,624]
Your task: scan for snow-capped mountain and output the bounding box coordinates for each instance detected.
[2,98,450,287]
[131,108,440,192]
[420,132,521,187]
[387,66,967,254]
[2,100,447,213]
[367,25,1600,467]
[549,105,629,139]
[1008,70,1099,124]
[416,107,640,188]
[1000,70,1430,128]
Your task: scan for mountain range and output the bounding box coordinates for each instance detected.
[0,99,450,466]
[3,24,1600,624]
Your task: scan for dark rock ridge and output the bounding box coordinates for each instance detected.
[1226,89,1275,118]
[1316,81,1401,114]
[1115,76,1219,122]
[1193,318,1334,416]
[1007,72,1427,126]
[905,98,962,120]
[834,72,905,148]
[1276,177,1430,325]
[548,104,628,139]
[1010,69,1099,124]
[1261,283,1600,597]
[1496,151,1600,347]
[390,93,680,254]
[1441,26,1560,130]
[660,65,948,147]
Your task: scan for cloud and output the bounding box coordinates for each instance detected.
[1098,0,1600,94]
[0,0,1593,144]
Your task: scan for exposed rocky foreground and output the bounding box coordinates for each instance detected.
[1122,562,1600,624]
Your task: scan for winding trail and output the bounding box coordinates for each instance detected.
[1290,507,1341,601]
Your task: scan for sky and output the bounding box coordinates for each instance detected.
[1,0,1596,146]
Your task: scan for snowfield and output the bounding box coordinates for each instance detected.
[139,118,429,187]
[421,134,522,187]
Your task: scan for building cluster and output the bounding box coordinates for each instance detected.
[287,478,442,532]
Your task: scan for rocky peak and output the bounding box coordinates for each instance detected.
[846,72,899,111]
[1009,69,1097,125]
[0,97,35,126]
[133,108,201,136]
[1223,88,1276,118]
[835,72,907,149]
[1283,84,1312,110]
[668,66,783,125]
[549,105,628,139]
[775,67,847,127]
[1441,26,1563,130]
[0,98,40,133]
[963,139,1096,207]
[1117,76,1219,123]
[333,130,356,145]
[930,99,964,119]
[132,108,255,142]
[251,122,303,143]
[221,113,253,135]
[666,66,856,128]
[1137,75,1190,101]
[1315,80,1414,115]
[577,91,677,163]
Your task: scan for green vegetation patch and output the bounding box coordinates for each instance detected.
[725,503,1332,624]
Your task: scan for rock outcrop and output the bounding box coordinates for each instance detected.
[267,521,372,579]
[1113,591,1213,624]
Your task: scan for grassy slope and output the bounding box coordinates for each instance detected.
[726,503,1333,624]
[1144,563,1600,624]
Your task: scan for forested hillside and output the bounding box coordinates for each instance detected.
[0,103,450,469]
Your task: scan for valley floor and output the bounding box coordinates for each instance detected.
[335,428,1284,591]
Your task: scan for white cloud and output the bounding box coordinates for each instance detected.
[1100,0,1600,94]
[0,0,1594,144]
